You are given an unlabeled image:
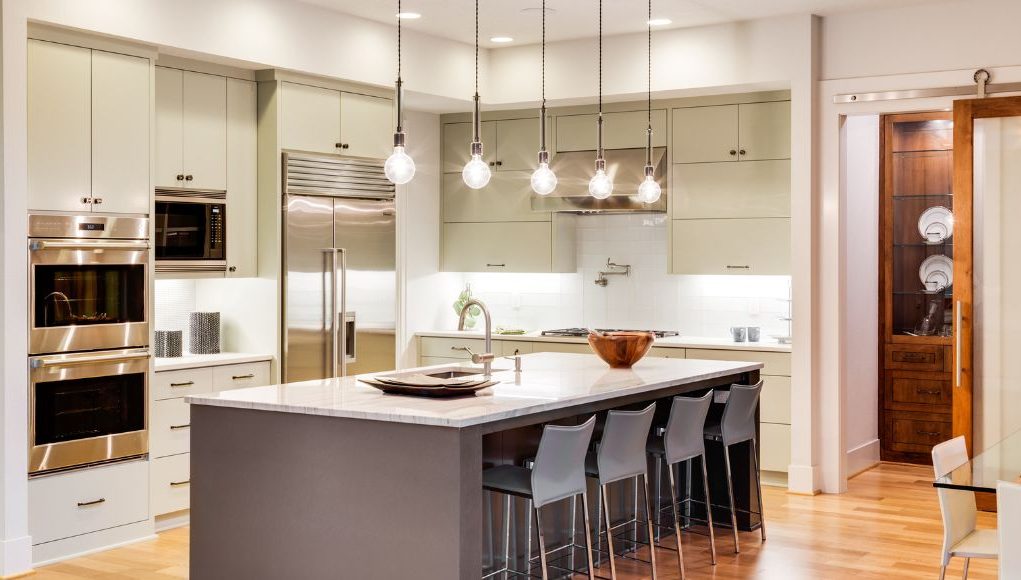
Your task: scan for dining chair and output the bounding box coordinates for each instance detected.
[932,436,998,580]
[997,480,1021,580]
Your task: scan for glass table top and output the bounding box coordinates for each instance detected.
[934,429,1021,493]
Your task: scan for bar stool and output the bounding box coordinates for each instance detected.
[586,403,659,580]
[647,391,717,577]
[703,380,765,553]
[483,416,598,580]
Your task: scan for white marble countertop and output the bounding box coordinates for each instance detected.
[154,352,273,372]
[187,352,762,428]
[417,330,792,353]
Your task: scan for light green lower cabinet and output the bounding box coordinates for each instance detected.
[671,218,790,275]
[442,215,576,273]
[760,423,791,473]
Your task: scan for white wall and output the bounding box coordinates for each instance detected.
[0,0,30,575]
[841,115,880,476]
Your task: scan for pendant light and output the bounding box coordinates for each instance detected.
[530,0,557,196]
[462,0,492,189]
[636,0,662,203]
[588,0,613,200]
[384,0,416,185]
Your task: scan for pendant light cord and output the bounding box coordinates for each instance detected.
[598,0,603,115]
[541,0,546,111]
[397,0,402,81]
[647,0,652,129]
[474,0,479,98]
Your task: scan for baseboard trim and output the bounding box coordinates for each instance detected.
[847,438,881,478]
[154,510,190,532]
[786,463,821,495]
[0,535,33,579]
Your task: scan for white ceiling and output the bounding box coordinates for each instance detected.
[297,0,942,47]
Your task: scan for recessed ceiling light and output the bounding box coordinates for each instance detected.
[396,12,421,19]
[647,18,672,26]
[490,36,514,43]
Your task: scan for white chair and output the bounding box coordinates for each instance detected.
[997,481,1021,580]
[932,437,998,580]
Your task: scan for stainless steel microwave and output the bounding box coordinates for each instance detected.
[154,189,226,274]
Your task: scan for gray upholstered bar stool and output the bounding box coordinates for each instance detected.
[702,380,766,553]
[483,416,598,580]
[585,403,659,580]
[646,391,717,577]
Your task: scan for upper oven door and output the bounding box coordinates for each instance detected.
[154,192,226,272]
[29,239,149,354]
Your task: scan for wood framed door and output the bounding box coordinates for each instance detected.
[952,96,1021,457]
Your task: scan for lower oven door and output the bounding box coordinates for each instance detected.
[29,348,150,474]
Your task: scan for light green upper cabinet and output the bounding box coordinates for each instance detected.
[442,172,549,223]
[281,82,341,155]
[156,68,227,190]
[442,121,496,172]
[671,218,790,275]
[442,216,576,274]
[28,40,150,214]
[226,78,258,277]
[555,110,667,152]
[738,101,791,161]
[494,117,539,171]
[672,160,790,219]
[672,105,739,163]
[340,92,393,159]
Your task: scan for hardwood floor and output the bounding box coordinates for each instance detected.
[33,463,995,579]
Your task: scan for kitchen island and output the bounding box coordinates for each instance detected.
[187,352,762,580]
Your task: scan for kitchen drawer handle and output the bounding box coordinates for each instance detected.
[169,424,191,430]
[916,430,941,437]
[77,498,106,508]
[170,381,195,387]
[232,374,255,380]
[486,263,506,268]
[726,265,750,269]
[899,352,929,362]
[916,389,941,396]
[170,480,191,487]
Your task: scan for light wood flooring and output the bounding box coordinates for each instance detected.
[33,462,995,579]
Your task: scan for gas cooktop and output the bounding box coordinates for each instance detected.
[541,328,679,338]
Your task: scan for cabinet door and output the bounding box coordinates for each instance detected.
[739,101,790,161]
[28,40,92,212]
[442,121,497,173]
[672,160,790,219]
[91,50,150,214]
[494,118,538,171]
[182,71,227,190]
[281,82,341,154]
[442,172,548,223]
[672,105,738,163]
[671,218,790,275]
[340,92,393,159]
[556,110,667,152]
[442,222,553,273]
[759,423,791,472]
[226,78,258,277]
[155,67,184,188]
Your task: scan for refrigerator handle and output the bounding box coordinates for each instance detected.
[332,248,348,378]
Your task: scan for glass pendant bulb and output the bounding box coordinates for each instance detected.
[588,163,613,200]
[637,173,661,203]
[384,141,415,185]
[462,152,491,189]
[531,162,557,195]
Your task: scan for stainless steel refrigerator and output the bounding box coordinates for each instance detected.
[281,151,396,383]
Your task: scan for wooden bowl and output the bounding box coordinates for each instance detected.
[587,331,656,368]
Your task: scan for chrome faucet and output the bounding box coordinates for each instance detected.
[456,298,495,376]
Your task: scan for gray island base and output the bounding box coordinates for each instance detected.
[188,352,763,580]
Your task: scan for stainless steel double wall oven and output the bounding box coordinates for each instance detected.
[28,214,150,474]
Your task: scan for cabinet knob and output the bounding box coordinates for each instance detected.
[228,266,237,273]
[81,197,91,205]
[92,198,103,205]
[185,175,194,181]
[729,149,737,156]
[488,162,496,167]
[495,161,503,166]
[739,149,747,156]
[176,174,185,181]
[341,143,350,149]
[335,142,343,149]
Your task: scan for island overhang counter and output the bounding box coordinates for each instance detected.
[186,352,763,580]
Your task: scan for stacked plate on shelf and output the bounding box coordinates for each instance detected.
[917,206,954,292]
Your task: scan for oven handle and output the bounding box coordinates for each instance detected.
[31,350,151,368]
[29,240,150,251]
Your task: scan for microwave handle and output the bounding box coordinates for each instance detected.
[31,350,150,368]
[30,240,150,251]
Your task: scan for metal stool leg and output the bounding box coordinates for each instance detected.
[722,443,740,553]
[570,494,578,572]
[601,483,618,580]
[535,505,550,580]
[642,474,659,580]
[503,494,512,573]
[699,454,717,565]
[665,464,686,579]
[684,459,693,529]
[525,499,534,572]
[750,438,766,541]
[594,483,604,566]
[580,492,597,580]
[653,456,663,541]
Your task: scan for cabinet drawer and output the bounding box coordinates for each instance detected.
[152,398,192,458]
[761,375,791,424]
[212,361,271,392]
[648,347,685,359]
[685,349,790,377]
[671,218,790,275]
[889,416,950,453]
[420,337,486,359]
[759,423,790,473]
[152,454,191,516]
[531,342,592,355]
[153,367,213,400]
[419,356,467,367]
[29,459,148,544]
[885,371,951,411]
[884,344,946,372]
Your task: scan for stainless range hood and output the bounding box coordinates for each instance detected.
[531,147,667,213]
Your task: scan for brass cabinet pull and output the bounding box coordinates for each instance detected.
[955,300,963,387]
[77,498,106,507]
[169,424,191,430]
[899,352,928,362]
[916,389,941,396]
[170,381,195,387]
[232,374,255,380]
[916,430,941,437]
[170,480,191,487]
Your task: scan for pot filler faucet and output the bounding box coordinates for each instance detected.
[455,298,496,377]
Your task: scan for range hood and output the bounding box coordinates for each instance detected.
[531,147,667,213]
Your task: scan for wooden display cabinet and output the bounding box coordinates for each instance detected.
[879,112,954,464]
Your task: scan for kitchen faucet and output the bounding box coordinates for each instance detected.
[455,298,495,376]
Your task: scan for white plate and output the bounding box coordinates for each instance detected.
[918,206,954,244]
[919,254,953,291]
